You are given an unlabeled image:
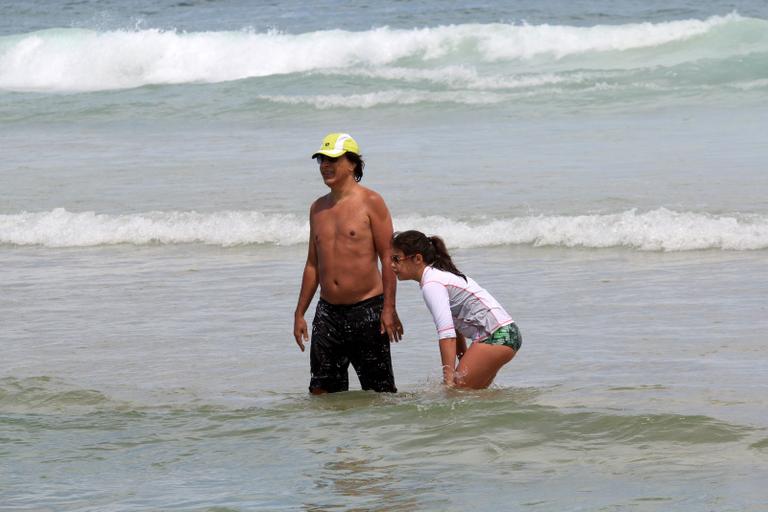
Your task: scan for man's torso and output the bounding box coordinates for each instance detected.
[311,187,383,304]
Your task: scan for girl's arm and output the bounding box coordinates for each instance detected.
[439,337,458,386]
[456,332,467,360]
[422,281,458,385]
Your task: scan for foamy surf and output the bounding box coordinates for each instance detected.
[1,13,763,93]
[0,209,308,247]
[2,207,766,251]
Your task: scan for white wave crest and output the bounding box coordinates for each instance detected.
[2,208,767,251]
[397,209,768,251]
[259,89,511,108]
[319,65,578,90]
[0,208,308,247]
[0,14,748,92]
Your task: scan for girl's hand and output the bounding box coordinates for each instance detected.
[442,365,456,387]
[456,333,467,360]
[439,337,458,386]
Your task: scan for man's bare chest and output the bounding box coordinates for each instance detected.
[313,207,372,245]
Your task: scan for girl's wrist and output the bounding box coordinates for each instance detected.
[442,366,455,384]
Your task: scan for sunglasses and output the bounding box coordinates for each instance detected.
[315,155,340,164]
[391,254,415,263]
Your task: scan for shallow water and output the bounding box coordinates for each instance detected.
[3,243,767,509]
[3,379,766,511]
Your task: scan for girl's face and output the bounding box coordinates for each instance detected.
[390,248,421,281]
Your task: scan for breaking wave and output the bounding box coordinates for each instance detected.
[2,207,767,251]
[1,13,766,93]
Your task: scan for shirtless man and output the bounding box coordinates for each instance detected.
[293,133,403,394]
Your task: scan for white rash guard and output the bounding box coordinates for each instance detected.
[419,266,514,343]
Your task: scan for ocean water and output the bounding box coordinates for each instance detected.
[2,1,768,510]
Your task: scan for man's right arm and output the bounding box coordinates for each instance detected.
[293,211,319,352]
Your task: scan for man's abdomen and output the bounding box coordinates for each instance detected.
[318,262,383,305]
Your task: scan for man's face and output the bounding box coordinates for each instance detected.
[316,154,354,186]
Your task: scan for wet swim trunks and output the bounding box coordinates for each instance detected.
[309,294,397,393]
[482,323,522,351]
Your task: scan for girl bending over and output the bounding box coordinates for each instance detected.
[391,230,522,389]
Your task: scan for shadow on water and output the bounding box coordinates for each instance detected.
[301,456,433,512]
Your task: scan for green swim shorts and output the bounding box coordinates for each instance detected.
[483,323,522,351]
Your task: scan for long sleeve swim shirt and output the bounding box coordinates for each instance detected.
[419,266,513,342]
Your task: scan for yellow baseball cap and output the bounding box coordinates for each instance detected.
[311,133,360,159]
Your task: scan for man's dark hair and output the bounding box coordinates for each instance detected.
[346,153,365,182]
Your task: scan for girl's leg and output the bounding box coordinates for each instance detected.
[454,342,516,389]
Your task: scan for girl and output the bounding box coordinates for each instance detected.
[391,230,522,389]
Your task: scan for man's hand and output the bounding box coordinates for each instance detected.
[293,315,309,352]
[380,306,404,343]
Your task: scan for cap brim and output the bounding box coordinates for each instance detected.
[311,149,347,159]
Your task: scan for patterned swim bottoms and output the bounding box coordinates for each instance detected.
[483,323,522,351]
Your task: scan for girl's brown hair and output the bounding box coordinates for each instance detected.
[392,230,466,281]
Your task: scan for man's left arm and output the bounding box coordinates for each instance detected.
[369,192,404,342]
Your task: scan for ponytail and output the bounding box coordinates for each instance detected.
[392,230,466,281]
[427,235,467,281]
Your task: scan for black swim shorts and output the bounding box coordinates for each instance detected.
[309,294,397,393]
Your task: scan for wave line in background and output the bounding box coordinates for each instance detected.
[2,207,767,251]
[1,13,766,93]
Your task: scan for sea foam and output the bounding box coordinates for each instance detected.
[2,208,766,251]
[0,13,761,93]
